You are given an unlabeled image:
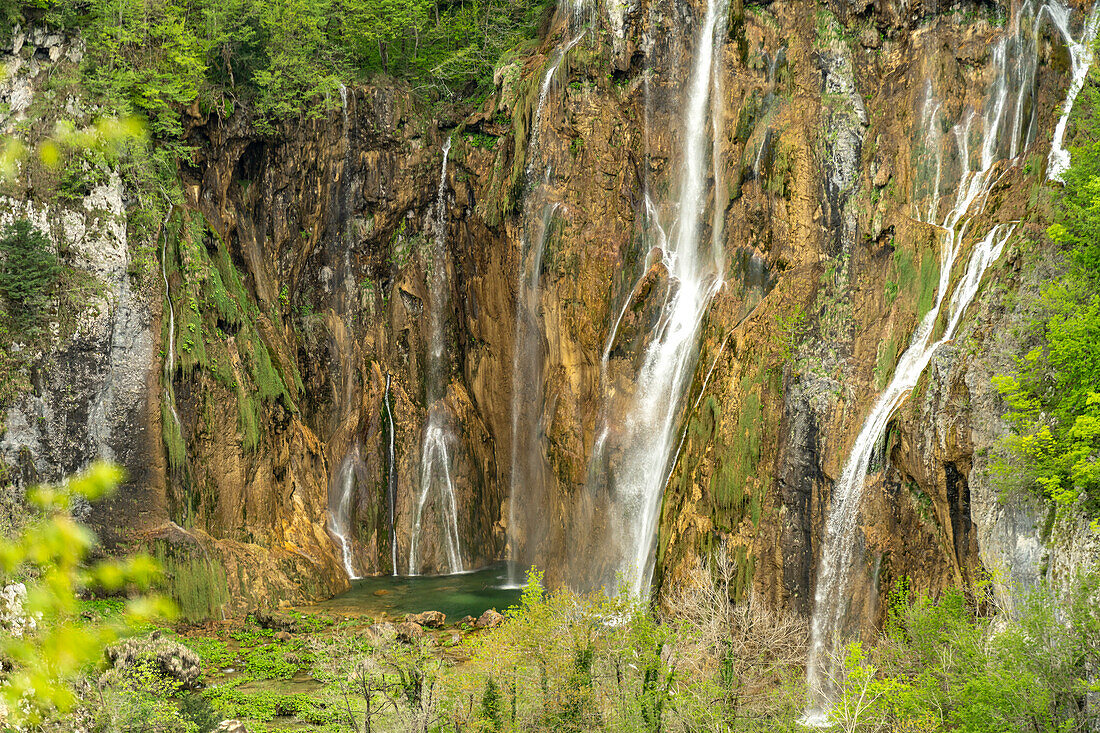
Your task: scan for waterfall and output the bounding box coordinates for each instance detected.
[384,373,398,576]
[328,446,364,580]
[158,205,186,466]
[506,15,587,586]
[506,199,559,587]
[1045,1,1100,181]
[408,139,465,576]
[585,0,729,596]
[802,3,1097,719]
[527,32,586,183]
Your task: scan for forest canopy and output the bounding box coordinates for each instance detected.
[0,0,554,133]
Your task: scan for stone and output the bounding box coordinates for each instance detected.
[0,583,37,638]
[407,610,445,628]
[458,615,476,627]
[396,621,425,642]
[475,609,504,629]
[105,634,202,690]
[214,722,248,733]
[253,609,299,633]
[365,622,398,647]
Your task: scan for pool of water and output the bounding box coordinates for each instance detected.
[309,563,523,622]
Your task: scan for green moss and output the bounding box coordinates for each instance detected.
[154,543,229,623]
[874,332,898,391]
[916,247,940,319]
[711,374,764,521]
[161,400,187,470]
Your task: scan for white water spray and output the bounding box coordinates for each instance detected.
[384,373,398,575]
[507,15,589,585]
[1045,1,1100,181]
[408,139,465,576]
[328,446,364,580]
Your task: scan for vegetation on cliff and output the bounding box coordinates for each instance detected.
[996,84,1100,518]
[3,0,553,135]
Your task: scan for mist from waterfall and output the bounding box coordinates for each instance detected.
[384,373,398,575]
[408,139,465,576]
[804,1,1099,720]
[329,445,365,580]
[506,12,586,587]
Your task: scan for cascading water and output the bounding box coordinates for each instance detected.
[329,446,364,580]
[408,139,465,576]
[1045,1,1100,181]
[384,373,398,575]
[159,205,186,466]
[803,2,1099,720]
[584,0,729,596]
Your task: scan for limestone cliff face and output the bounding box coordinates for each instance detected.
[2,0,1097,617]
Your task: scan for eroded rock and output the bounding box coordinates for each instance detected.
[475,609,504,629]
[104,634,202,690]
[407,610,445,628]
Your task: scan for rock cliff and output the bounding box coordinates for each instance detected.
[1,0,1097,621]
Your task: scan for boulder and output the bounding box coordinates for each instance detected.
[104,633,202,690]
[365,623,398,647]
[396,622,425,642]
[458,615,477,627]
[252,610,299,633]
[214,722,248,733]
[475,609,505,629]
[0,583,37,638]
[407,610,445,628]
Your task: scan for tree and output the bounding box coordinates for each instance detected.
[0,219,60,326]
[996,82,1100,516]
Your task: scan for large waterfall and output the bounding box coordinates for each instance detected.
[803,1,1098,720]
[584,0,729,596]
[409,140,465,576]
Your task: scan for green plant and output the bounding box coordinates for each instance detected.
[0,464,173,727]
[0,219,60,325]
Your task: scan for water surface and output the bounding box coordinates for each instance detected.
[312,563,521,621]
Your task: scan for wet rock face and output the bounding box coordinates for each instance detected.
[4,0,1095,620]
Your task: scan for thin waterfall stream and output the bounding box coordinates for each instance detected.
[1046,1,1100,180]
[159,204,186,467]
[329,446,364,580]
[384,373,398,576]
[409,139,465,576]
[803,1,1099,720]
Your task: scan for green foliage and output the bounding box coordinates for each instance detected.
[97,657,216,733]
[997,85,1100,516]
[834,575,1100,733]
[180,635,237,671]
[0,463,174,727]
[8,0,553,137]
[0,219,60,326]
[243,642,301,679]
